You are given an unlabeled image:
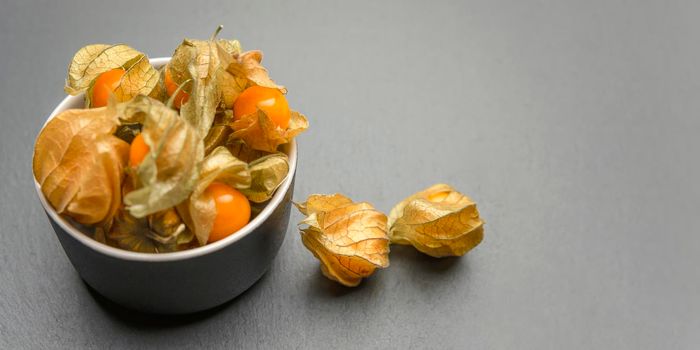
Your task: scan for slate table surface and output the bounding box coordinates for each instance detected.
[1,1,699,349]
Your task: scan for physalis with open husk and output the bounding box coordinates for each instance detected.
[388,184,484,258]
[166,26,234,138]
[119,96,204,218]
[231,110,308,153]
[64,44,161,108]
[176,146,251,245]
[295,194,390,287]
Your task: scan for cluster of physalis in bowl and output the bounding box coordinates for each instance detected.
[32,27,307,253]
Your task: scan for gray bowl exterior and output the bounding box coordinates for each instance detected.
[45,179,294,315]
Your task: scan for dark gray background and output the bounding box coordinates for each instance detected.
[1,0,699,348]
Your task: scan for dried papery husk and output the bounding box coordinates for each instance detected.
[295,194,390,287]
[121,96,204,218]
[168,27,238,138]
[241,153,289,203]
[32,107,128,228]
[203,111,234,155]
[64,44,159,107]
[388,184,484,257]
[176,146,251,245]
[225,138,269,163]
[108,206,192,253]
[225,50,286,93]
[231,109,308,153]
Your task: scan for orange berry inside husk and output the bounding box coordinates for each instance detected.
[233,85,290,129]
[205,182,251,243]
[129,133,149,167]
[91,68,125,108]
[164,65,190,109]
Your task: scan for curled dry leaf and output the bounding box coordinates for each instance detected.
[122,96,204,218]
[225,50,287,93]
[152,65,168,102]
[203,111,234,155]
[218,67,247,108]
[226,138,269,163]
[179,38,222,138]
[216,40,245,108]
[108,207,192,253]
[168,38,240,89]
[177,146,251,245]
[295,193,353,216]
[388,184,484,257]
[295,194,390,287]
[231,110,308,153]
[65,44,140,94]
[241,153,289,203]
[112,55,161,102]
[66,136,129,227]
[65,44,159,107]
[169,29,236,138]
[32,107,128,227]
[167,41,193,92]
[218,39,242,57]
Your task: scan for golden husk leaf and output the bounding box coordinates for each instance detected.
[225,138,269,163]
[216,40,245,108]
[388,184,484,257]
[122,96,204,218]
[168,38,240,88]
[231,110,308,153]
[295,194,390,287]
[112,55,161,102]
[217,39,242,57]
[218,67,247,108]
[168,40,195,87]
[179,39,223,138]
[225,50,287,93]
[169,29,236,138]
[65,44,140,94]
[177,146,251,245]
[65,44,159,107]
[108,206,192,253]
[32,107,128,227]
[66,136,128,227]
[150,65,167,102]
[295,193,353,216]
[241,153,289,203]
[203,111,234,155]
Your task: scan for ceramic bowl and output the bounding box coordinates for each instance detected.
[33,57,296,314]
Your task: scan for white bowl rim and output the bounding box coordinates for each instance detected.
[33,57,297,262]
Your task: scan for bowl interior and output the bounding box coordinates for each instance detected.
[34,57,297,262]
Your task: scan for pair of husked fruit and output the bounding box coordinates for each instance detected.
[296,184,485,287]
